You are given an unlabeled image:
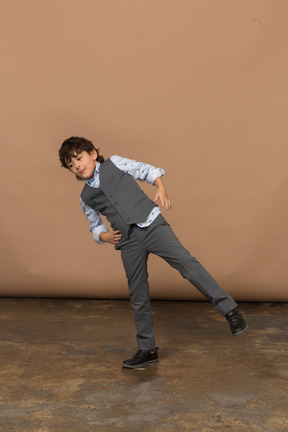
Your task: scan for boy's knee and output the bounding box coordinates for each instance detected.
[130,298,151,313]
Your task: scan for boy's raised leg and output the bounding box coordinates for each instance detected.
[144,216,247,334]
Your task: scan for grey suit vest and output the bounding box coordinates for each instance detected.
[80,158,156,238]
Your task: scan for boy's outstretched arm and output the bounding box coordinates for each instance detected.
[153,177,172,210]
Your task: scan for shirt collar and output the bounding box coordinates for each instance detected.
[85,162,100,186]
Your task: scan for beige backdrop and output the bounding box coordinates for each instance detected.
[1,1,287,301]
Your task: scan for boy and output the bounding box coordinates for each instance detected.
[59,136,247,369]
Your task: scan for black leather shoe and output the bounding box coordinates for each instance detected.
[225,308,248,335]
[122,348,159,369]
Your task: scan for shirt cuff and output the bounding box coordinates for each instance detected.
[146,168,165,185]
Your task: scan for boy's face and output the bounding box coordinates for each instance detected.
[66,150,97,180]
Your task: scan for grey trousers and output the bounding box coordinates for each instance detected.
[117,214,237,350]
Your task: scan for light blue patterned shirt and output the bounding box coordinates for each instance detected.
[80,155,165,244]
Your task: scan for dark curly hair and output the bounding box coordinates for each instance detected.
[59,136,105,168]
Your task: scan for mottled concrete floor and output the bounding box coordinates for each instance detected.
[0,299,287,432]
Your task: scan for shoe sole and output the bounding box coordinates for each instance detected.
[232,324,248,336]
[122,359,159,369]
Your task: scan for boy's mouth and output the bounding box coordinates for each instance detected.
[79,168,85,174]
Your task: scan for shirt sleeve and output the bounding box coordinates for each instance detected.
[80,198,109,245]
[110,154,165,184]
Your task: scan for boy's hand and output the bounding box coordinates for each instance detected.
[153,189,172,210]
[153,177,172,210]
[99,230,122,244]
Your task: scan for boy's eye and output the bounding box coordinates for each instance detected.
[77,156,82,160]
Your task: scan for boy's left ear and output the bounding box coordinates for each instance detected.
[90,149,98,161]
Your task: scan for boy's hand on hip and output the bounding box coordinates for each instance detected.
[100,230,122,244]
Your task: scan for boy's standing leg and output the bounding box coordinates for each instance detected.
[119,226,159,369]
